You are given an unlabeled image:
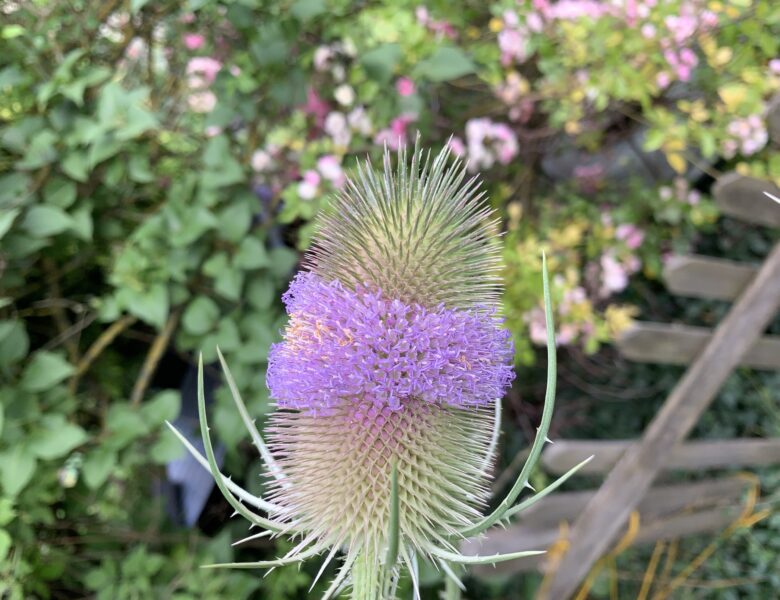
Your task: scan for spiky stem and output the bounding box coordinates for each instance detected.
[352,549,384,600]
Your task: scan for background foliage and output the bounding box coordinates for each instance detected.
[1,0,779,598]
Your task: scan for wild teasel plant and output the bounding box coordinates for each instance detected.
[168,142,592,599]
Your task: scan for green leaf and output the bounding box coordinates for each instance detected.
[215,318,241,352]
[43,178,77,208]
[118,284,169,329]
[141,390,181,425]
[268,246,299,277]
[150,429,184,464]
[20,351,75,392]
[412,47,475,82]
[82,448,117,489]
[246,278,275,311]
[0,529,11,564]
[182,296,220,335]
[234,236,269,270]
[0,446,36,497]
[0,498,15,527]
[361,44,402,82]
[291,0,326,21]
[0,404,3,438]
[0,208,20,240]
[1,25,25,39]
[217,199,252,243]
[22,205,73,237]
[0,319,28,367]
[61,151,90,182]
[29,419,88,460]
[214,268,244,301]
[18,129,58,169]
[106,404,151,448]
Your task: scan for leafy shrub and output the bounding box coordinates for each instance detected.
[1,0,778,597]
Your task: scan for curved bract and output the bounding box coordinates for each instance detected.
[169,143,591,599]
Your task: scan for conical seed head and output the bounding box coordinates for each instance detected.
[267,397,496,558]
[264,143,514,568]
[304,142,503,312]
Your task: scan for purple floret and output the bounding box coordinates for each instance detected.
[266,273,515,414]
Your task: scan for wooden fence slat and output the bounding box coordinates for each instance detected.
[663,255,758,301]
[617,322,780,370]
[500,476,747,529]
[712,172,780,228]
[465,478,747,577]
[541,242,780,599]
[542,439,780,475]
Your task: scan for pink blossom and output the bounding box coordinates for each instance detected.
[396,77,416,97]
[205,125,222,137]
[298,170,321,200]
[374,114,416,150]
[526,12,544,33]
[526,307,548,346]
[770,59,780,75]
[464,118,518,171]
[599,253,629,297]
[126,38,146,60]
[347,107,373,135]
[447,136,466,157]
[251,150,274,172]
[641,23,656,39]
[303,88,330,127]
[325,111,351,147]
[498,28,527,66]
[188,91,217,113]
[317,155,346,188]
[656,71,671,89]
[186,57,222,84]
[313,46,333,71]
[548,0,611,20]
[615,224,645,250]
[183,33,205,50]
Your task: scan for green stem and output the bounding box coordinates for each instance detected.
[443,576,462,600]
[351,549,383,600]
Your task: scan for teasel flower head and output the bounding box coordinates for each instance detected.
[169,140,591,599]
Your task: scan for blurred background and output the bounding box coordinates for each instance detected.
[1,1,779,598]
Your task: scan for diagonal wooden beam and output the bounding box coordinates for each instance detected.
[540,241,780,600]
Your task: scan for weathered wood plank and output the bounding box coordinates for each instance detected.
[542,439,780,475]
[616,322,780,371]
[502,476,747,528]
[541,242,780,599]
[469,509,739,576]
[713,172,780,227]
[663,255,758,301]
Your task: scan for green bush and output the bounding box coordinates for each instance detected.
[1,1,779,597]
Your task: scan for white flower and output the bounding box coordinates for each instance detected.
[334,84,355,107]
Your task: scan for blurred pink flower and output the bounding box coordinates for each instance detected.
[187,56,221,84]
[615,224,645,250]
[325,111,351,147]
[183,33,205,50]
[317,155,346,188]
[447,136,466,157]
[464,118,518,171]
[303,88,331,127]
[770,58,780,75]
[205,125,222,137]
[374,114,416,150]
[396,77,416,97]
[498,28,527,65]
[188,91,217,113]
[251,150,274,172]
[298,170,321,200]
